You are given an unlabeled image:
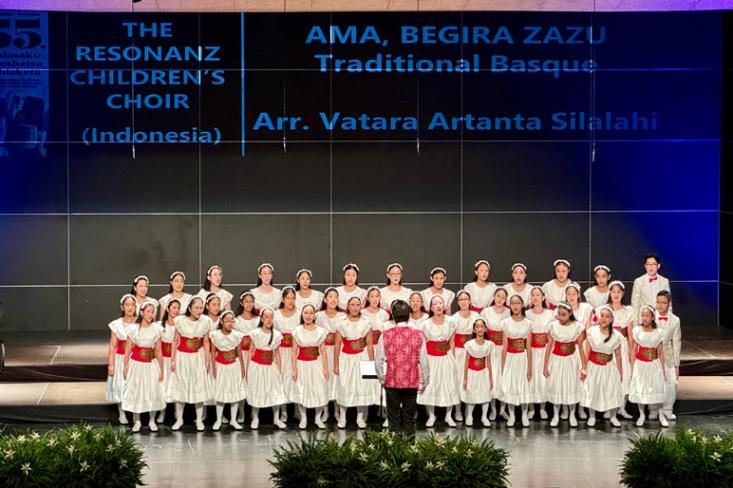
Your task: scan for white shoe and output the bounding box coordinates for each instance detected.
[321,409,329,422]
[539,409,548,420]
[425,415,436,428]
[315,418,326,430]
[649,410,658,420]
[195,420,205,431]
[507,413,516,427]
[569,414,578,428]
[603,411,611,419]
[489,410,497,421]
[482,417,491,427]
[550,415,559,427]
[664,411,677,420]
[274,419,287,429]
[172,419,183,431]
[465,417,473,427]
[299,419,307,430]
[382,418,388,428]
[578,408,588,420]
[280,412,288,423]
[500,409,509,420]
[445,417,456,428]
[222,417,229,424]
[610,417,621,428]
[455,411,464,422]
[528,407,535,419]
[521,412,529,427]
[587,416,596,427]
[131,421,141,433]
[156,412,165,424]
[250,418,259,430]
[230,419,243,430]
[357,418,367,429]
[619,409,633,420]
[118,414,129,425]
[636,413,645,427]
[659,413,669,428]
[148,420,158,432]
[213,419,222,431]
[237,414,245,423]
[337,419,346,429]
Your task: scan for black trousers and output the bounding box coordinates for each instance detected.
[385,387,418,437]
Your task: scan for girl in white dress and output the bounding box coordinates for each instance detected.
[295,268,324,310]
[418,296,459,427]
[245,308,287,429]
[463,259,497,313]
[250,263,282,311]
[451,290,480,422]
[542,259,572,310]
[168,296,213,432]
[581,306,624,428]
[274,286,299,423]
[131,275,157,315]
[564,283,593,330]
[336,263,367,311]
[122,302,165,433]
[335,296,378,428]
[316,287,346,422]
[156,298,180,424]
[197,265,234,311]
[421,267,456,313]
[526,286,553,420]
[503,263,532,306]
[584,265,611,309]
[233,291,259,423]
[158,271,192,320]
[629,305,668,427]
[461,318,494,427]
[500,295,533,427]
[290,304,329,429]
[481,287,510,420]
[362,287,390,350]
[543,302,585,428]
[380,263,413,310]
[204,293,222,331]
[209,311,246,431]
[605,281,635,419]
[106,294,138,425]
[408,292,429,328]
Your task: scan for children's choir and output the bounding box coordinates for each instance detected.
[107,253,679,432]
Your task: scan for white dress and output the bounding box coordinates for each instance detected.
[167,315,213,404]
[542,280,570,308]
[197,288,234,310]
[106,318,133,403]
[503,283,532,306]
[316,310,346,400]
[362,308,390,344]
[336,285,367,311]
[159,321,176,403]
[481,306,510,400]
[417,317,459,407]
[408,312,429,329]
[134,297,158,316]
[581,327,624,411]
[629,327,667,404]
[209,329,247,403]
[451,310,480,394]
[249,287,282,311]
[606,304,634,395]
[568,302,594,327]
[379,285,413,310]
[336,317,379,406]
[583,287,609,309]
[274,309,300,399]
[545,320,584,405]
[526,309,554,403]
[122,323,165,413]
[463,282,498,311]
[158,293,193,315]
[500,317,532,406]
[289,325,329,408]
[420,287,456,311]
[246,328,287,408]
[295,289,324,310]
[460,339,494,404]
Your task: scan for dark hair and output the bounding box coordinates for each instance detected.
[556,305,577,323]
[473,261,490,284]
[553,261,572,282]
[606,283,627,305]
[511,265,528,283]
[295,270,311,292]
[185,296,204,317]
[408,291,425,313]
[529,286,548,310]
[167,272,185,293]
[256,265,275,287]
[427,296,445,318]
[508,295,527,317]
[135,302,156,324]
[346,296,362,317]
[256,310,275,345]
[161,299,180,325]
[119,296,136,318]
[385,264,403,286]
[202,266,224,292]
[640,307,658,329]
[320,288,339,312]
[455,290,471,310]
[236,291,255,316]
[204,293,220,316]
[644,253,661,265]
[471,318,487,339]
[429,269,446,287]
[564,285,583,304]
[656,290,672,302]
[391,299,410,323]
[593,267,610,286]
[489,288,508,307]
[596,308,614,343]
[279,288,296,309]
[299,304,317,325]
[130,276,148,296]
[342,265,360,286]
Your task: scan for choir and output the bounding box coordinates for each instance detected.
[106,253,679,432]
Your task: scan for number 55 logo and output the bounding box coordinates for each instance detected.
[0,15,45,49]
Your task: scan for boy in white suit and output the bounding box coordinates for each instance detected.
[655,290,681,420]
[631,253,671,322]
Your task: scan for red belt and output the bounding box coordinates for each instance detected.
[280,332,293,348]
[161,341,172,358]
[507,338,527,354]
[178,336,203,353]
[613,326,628,337]
[548,303,557,311]
[454,333,472,348]
[467,354,487,371]
[636,346,658,362]
[342,337,366,354]
[115,339,127,355]
[215,348,238,365]
[469,305,484,313]
[240,336,252,351]
[487,329,503,346]
[297,346,320,361]
[588,350,613,365]
[531,332,548,348]
[371,329,382,343]
[426,340,450,356]
[552,341,576,356]
[324,333,336,346]
[131,345,155,363]
[251,348,274,365]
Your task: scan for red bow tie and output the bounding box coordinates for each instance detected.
[658,316,668,321]
[648,277,658,283]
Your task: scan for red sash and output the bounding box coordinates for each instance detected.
[324,332,336,346]
[469,305,484,313]
[178,336,203,353]
[215,348,238,365]
[280,332,293,348]
[240,336,252,351]
[454,333,472,348]
[426,340,450,356]
[636,346,658,362]
[612,326,628,337]
[115,339,127,355]
[342,337,367,354]
[548,303,557,311]
[161,341,172,358]
[531,332,548,348]
[467,354,487,371]
[552,341,576,357]
[588,350,613,366]
[131,345,155,363]
[507,338,527,354]
[251,348,274,365]
[371,329,382,343]
[487,329,503,346]
[297,346,320,361]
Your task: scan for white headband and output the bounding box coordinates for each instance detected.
[206,265,222,276]
[166,298,181,308]
[511,263,527,271]
[530,285,545,294]
[133,275,149,285]
[257,263,274,274]
[324,286,339,295]
[219,310,235,320]
[281,285,296,294]
[474,259,490,269]
[456,290,471,300]
[169,271,186,281]
[593,264,610,274]
[386,262,403,272]
[239,290,254,301]
[366,285,381,294]
[597,304,614,315]
[429,295,445,306]
[640,305,656,316]
[342,263,360,273]
[430,266,447,277]
[565,282,581,292]
[205,293,220,304]
[556,301,572,311]
[259,306,274,316]
[138,300,157,312]
[553,259,571,268]
[120,293,136,305]
[609,280,626,290]
[296,268,312,279]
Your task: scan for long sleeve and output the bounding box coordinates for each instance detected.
[419,337,430,387]
[631,277,641,319]
[374,334,386,384]
[673,318,682,367]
